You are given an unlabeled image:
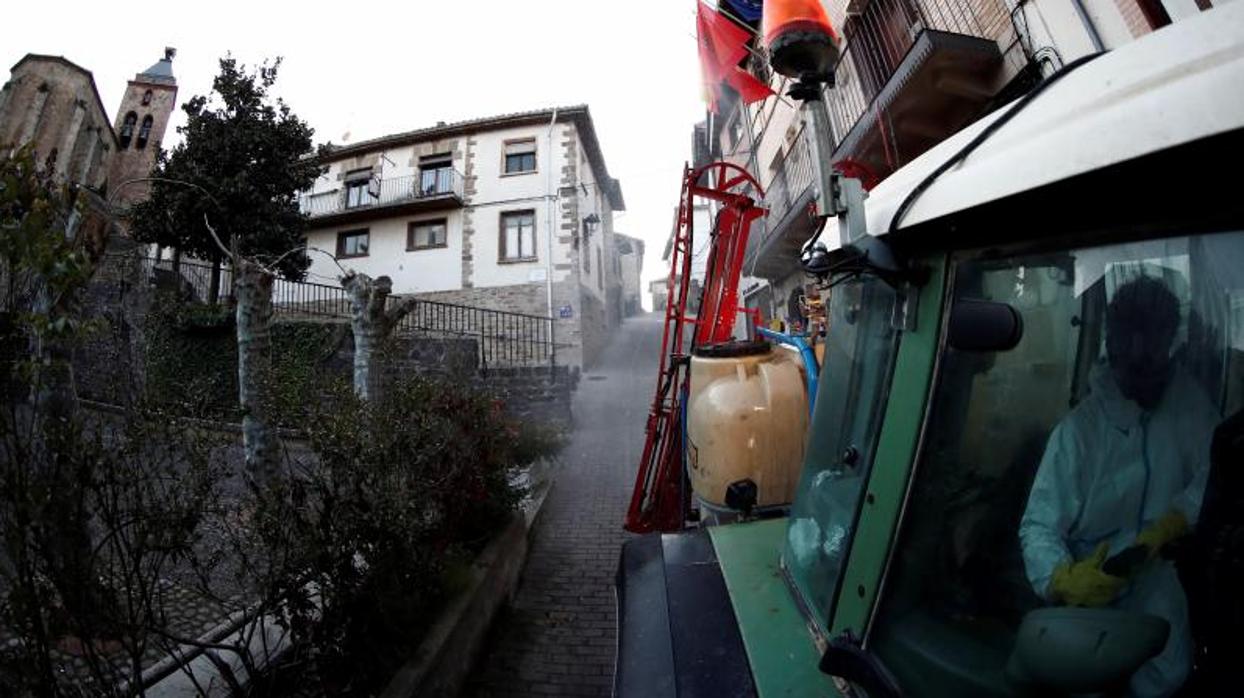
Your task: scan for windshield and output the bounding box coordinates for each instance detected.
[784,274,900,634]
[871,230,1244,697]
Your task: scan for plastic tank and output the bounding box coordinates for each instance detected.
[687,339,809,515]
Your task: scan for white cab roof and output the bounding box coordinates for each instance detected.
[832,1,1244,248]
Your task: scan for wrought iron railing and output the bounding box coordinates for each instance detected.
[125,254,555,368]
[298,169,465,218]
[746,126,816,263]
[762,128,815,227]
[826,0,1012,145]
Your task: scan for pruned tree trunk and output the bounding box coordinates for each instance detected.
[342,272,418,402]
[235,259,280,483]
[29,284,78,424]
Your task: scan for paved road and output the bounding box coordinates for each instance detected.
[466,313,663,697]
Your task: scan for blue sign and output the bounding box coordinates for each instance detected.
[723,0,763,23]
[558,304,574,319]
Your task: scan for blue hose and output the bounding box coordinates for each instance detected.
[755,327,819,417]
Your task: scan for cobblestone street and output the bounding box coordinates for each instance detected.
[466,313,663,697]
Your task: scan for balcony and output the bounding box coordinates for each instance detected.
[827,0,1014,180]
[299,169,465,226]
[746,128,822,279]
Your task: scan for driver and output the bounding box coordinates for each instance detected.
[1019,275,1220,697]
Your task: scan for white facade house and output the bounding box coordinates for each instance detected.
[615,233,646,317]
[300,106,625,368]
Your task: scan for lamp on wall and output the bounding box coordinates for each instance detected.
[581,213,601,248]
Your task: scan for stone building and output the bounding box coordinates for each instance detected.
[0,55,116,187]
[0,49,176,208]
[649,278,668,315]
[614,233,645,317]
[300,105,626,368]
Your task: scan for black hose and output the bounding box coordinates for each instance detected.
[887,51,1105,237]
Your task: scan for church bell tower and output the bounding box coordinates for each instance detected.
[108,47,178,210]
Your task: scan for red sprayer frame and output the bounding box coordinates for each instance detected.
[624,161,764,533]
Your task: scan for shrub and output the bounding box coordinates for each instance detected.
[246,374,546,694]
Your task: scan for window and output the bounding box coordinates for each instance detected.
[418,154,454,196]
[119,111,137,149]
[585,241,591,273]
[783,275,901,633]
[500,210,537,262]
[597,248,603,290]
[336,229,369,258]
[141,89,153,106]
[503,139,537,174]
[136,115,153,149]
[408,219,447,250]
[344,168,374,209]
[869,231,1244,697]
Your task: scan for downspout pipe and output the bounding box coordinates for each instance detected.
[546,108,558,364]
[1070,0,1107,52]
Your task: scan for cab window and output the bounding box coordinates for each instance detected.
[784,274,900,634]
[870,231,1244,696]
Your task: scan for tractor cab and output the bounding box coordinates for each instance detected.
[616,4,1244,697]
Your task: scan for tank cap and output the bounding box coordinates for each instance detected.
[692,339,772,358]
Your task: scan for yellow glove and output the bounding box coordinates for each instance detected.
[1050,542,1125,608]
[1135,510,1189,559]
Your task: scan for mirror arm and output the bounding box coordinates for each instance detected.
[819,631,904,698]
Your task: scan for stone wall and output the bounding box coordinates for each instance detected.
[348,334,578,429]
[1,56,114,189]
[74,241,153,405]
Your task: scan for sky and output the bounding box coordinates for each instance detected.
[5,0,714,308]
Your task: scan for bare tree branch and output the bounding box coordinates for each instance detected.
[385,295,420,329]
[202,214,234,262]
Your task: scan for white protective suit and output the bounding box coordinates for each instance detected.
[1019,362,1219,697]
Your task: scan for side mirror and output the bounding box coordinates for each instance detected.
[820,632,902,698]
[1005,608,1170,693]
[948,299,1023,352]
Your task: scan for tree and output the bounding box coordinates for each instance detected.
[0,146,110,420]
[130,57,323,482]
[130,57,323,301]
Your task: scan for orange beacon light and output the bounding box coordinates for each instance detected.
[762,0,841,82]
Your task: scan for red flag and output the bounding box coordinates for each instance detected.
[696,2,774,113]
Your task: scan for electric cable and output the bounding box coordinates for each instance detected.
[887,50,1104,237]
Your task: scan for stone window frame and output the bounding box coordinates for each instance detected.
[119,111,138,149]
[336,228,370,259]
[141,89,153,106]
[418,153,455,196]
[408,218,449,251]
[136,115,154,150]
[501,138,538,176]
[499,209,538,263]
[343,167,375,209]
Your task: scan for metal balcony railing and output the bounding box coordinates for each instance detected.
[826,0,1011,145]
[761,128,815,229]
[127,253,555,368]
[742,126,816,265]
[299,169,465,218]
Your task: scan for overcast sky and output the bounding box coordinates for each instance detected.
[6,0,715,307]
